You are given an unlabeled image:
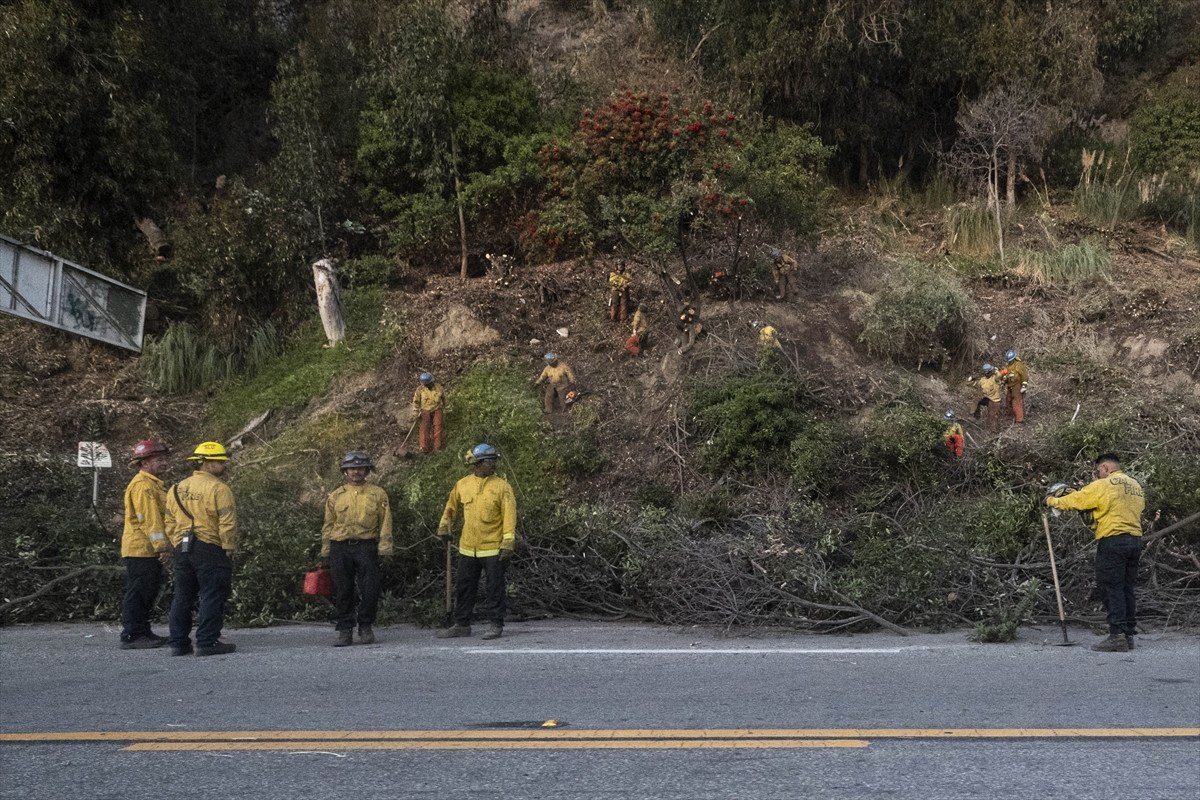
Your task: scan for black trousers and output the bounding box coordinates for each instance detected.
[454,554,506,628]
[120,556,163,641]
[168,540,232,648]
[329,539,380,630]
[1095,534,1142,635]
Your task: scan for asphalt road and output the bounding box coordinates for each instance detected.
[1,620,1197,799]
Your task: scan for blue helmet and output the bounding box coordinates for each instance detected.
[471,443,498,462]
[1005,350,1017,363]
[544,352,556,362]
[944,409,956,420]
[340,450,374,471]
[982,363,995,374]
[419,372,432,383]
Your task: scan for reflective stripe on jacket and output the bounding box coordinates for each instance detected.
[322,483,393,557]
[1046,471,1144,540]
[439,474,517,557]
[165,470,238,552]
[121,470,169,557]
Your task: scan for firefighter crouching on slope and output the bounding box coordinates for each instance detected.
[321,451,393,647]
[535,352,575,414]
[627,302,649,356]
[119,439,173,650]
[165,441,238,656]
[1004,349,1030,423]
[437,444,517,641]
[1045,453,1145,652]
[770,247,797,301]
[412,372,445,452]
[942,410,964,459]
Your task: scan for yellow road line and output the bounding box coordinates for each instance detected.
[2,728,1198,743]
[121,739,870,752]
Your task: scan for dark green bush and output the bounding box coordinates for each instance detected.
[858,405,944,484]
[788,418,840,491]
[859,260,972,367]
[690,371,811,473]
[1128,63,1200,176]
[1050,407,1135,462]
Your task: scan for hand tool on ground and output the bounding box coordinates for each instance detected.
[396,417,419,459]
[1042,512,1076,646]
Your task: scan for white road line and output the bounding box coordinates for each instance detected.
[458,647,966,655]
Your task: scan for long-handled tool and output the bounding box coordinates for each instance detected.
[397,417,419,459]
[444,537,454,627]
[1042,512,1076,646]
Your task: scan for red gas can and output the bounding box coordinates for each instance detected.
[303,567,334,597]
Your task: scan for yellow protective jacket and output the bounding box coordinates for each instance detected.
[774,254,797,275]
[165,470,238,553]
[1006,359,1029,388]
[943,422,964,444]
[121,470,169,557]
[631,309,648,336]
[412,384,445,412]
[758,326,782,350]
[322,483,393,557]
[536,362,575,388]
[608,271,631,292]
[1046,470,1145,540]
[438,474,517,557]
[979,374,1003,403]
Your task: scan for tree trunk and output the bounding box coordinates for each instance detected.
[452,134,468,282]
[312,258,345,347]
[133,217,171,261]
[1006,148,1016,207]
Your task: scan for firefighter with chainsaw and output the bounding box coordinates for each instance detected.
[627,302,649,356]
[608,261,632,322]
[770,247,797,301]
[1004,350,1030,423]
[437,444,517,640]
[411,372,445,452]
[165,441,238,657]
[321,451,392,647]
[972,363,1004,434]
[1045,453,1145,652]
[118,439,173,650]
[535,352,575,414]
[942,410,964,459]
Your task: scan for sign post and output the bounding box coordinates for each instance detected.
[77,442,113,505]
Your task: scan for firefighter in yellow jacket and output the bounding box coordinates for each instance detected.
[1004,350,1030,423]
[535,352,575,414]
[119,439,172,650]
[165,441,238,657]
[770,247,797,300]
[1046,453,1145,652]
[608,261,632,322]
[411,372,445,452]
[436,444,517,640]
[971,363,1004,433]
[321,451,392,647]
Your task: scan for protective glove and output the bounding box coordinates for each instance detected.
[1021,383,1027,393]
[1046,482,1070,498]
[499,549,513,563]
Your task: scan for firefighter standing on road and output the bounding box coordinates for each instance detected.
[535,352,575,414]
[1045,453,1145,652]
[165,441,238,657]
[412,372,445,452]
[321,451,392,647]
[1004,350,1030,423]
[437,444,517,641]
[119,439,172,650]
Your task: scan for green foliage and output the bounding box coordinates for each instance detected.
[858,405,944,485]
[1128,64,1200,176]
[1050,406,1137,462]
[859,260,971,366]
[947,492,1037,561]
[788,418,840,491]
[689,371,811,473]
[207,289,401,438]
[1138,451,1200,522]
[972,579,1040,643]
[1016,238,1112,287]
[140,322,280,394]
[341,256,397,289]
[729,120,833,235]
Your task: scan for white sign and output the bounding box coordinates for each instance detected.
[77,442,112,469]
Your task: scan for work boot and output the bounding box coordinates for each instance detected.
[481,624,503,641]
[436,624,471,639]
[195,641,237,657]
[358,625,375,645]
[1125,634,1136,650]
[169,642,194,657]
[120,636,166,650]
[335,629,353,647]
[1090,634,1129,653]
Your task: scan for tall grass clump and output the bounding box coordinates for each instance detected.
[859,260,972,367]
[945,202,998,256]
[1017,237,1111,287]
[140,321,280,393]
[1073,148,1140,227]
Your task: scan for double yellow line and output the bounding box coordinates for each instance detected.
[2,728,1197,753]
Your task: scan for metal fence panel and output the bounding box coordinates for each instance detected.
[0,234,146,352]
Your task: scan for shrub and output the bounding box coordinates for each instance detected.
[1050,406,1136,462]
[1127,64,1200,177]
[972,579,1040,643]
[859,260,971,367]
[341,255,396,288]
[690,371,811,473]
[946,202,999,256]
[858,405,944,484]
[140,321,280,394]
[788,418,840,491]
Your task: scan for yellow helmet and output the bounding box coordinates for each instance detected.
[188,441,229,462]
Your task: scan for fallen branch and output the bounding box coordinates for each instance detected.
[0,565,122,617]
[1142,511,1200,546]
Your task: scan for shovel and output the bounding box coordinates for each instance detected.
[396,417,419,459]
[1042,512,1076,646]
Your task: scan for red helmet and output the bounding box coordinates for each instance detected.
[131,439,170,462]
